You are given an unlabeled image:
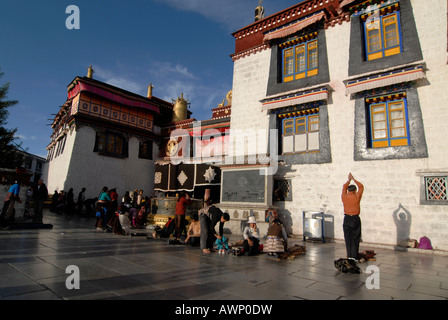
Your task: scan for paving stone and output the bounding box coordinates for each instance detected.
[0,210,447,301]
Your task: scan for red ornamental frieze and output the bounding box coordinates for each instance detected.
[232,0,350,58]
[71,92,154,132]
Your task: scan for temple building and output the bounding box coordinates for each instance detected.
[225,0,448,250]
[43,66,231,217]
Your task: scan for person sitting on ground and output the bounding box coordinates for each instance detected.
[50,190,59,212]
[185,213,201,246]
[265,218,288,257]
[55,190,66,214]
[129,206,138,227]
[133,205,147,227]
[241,216,261,256]
[117,204,131,235]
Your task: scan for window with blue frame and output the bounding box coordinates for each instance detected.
[281,111,319,154]
[367,95,410,148]
[281,33,318,82]
[363,7,402,61]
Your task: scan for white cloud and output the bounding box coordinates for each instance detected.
[151,62,196,80]
[94,66,145,95]
[88,59,230,122]
[14,134,36,141]
[152,0,305,31]
[152,0,254,31]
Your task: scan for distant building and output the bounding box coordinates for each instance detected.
[17,150,45,184]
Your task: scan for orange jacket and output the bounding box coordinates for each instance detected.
[341,180,364,215]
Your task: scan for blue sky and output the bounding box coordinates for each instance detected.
[0,0,301,158]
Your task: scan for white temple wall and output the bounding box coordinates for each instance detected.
[229,0,448,250]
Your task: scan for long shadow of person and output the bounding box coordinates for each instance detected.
[392,203,412,250]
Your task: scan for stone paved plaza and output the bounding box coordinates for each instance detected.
[0,209,447,302]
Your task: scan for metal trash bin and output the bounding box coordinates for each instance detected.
[303,211,325,243]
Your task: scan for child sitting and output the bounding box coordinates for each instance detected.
[215,235,229,254]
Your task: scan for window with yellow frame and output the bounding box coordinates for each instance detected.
[281,34,318,83]
[368,96,410,148]
[363,9,402,61]
[281,111,319,154]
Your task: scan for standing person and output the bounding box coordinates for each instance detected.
[132,189,138,207]
[137,190,143,207]
[32,179,48,223]
[199,200,230,253]
[77,188,86,215]
[0,181,22,227]
[122,191,131,207]
[242,216,261,256]
[95,186,110,230]
[66,188,75,216]
[174,192,192,241]
[341,172,364,266]
[108,188,118,224]
[50,190,59,212]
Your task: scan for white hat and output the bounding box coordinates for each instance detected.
[248,216,257,224]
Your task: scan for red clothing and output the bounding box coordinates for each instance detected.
[341,180,364,216]
[175,196,192,215]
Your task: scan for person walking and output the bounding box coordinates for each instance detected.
[77,188,86,215]
[174,192,192,241]
[96,186,111,230]
[0,181,22,227]
[341,172,364,266]
[32,179,48,223]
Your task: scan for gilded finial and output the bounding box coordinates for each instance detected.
[147,83,154,98]
[87,65,94,78]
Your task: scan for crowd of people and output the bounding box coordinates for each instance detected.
[148,192,290,258]
[0,182,300,259]
[46,187,291,258]
[1,182,299,259]
[92,187,151,233]
[47,186,152,234]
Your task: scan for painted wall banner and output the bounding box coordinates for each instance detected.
[154,163,221,192]
[221,169,266,203]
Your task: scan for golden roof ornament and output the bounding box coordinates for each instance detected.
[87,65,94,78]
[147,83,154,98]
[218,90,232,108]
[255,0,265,21]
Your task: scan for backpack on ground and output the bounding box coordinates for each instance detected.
[418,236,433,250]
[334,258,361,274]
